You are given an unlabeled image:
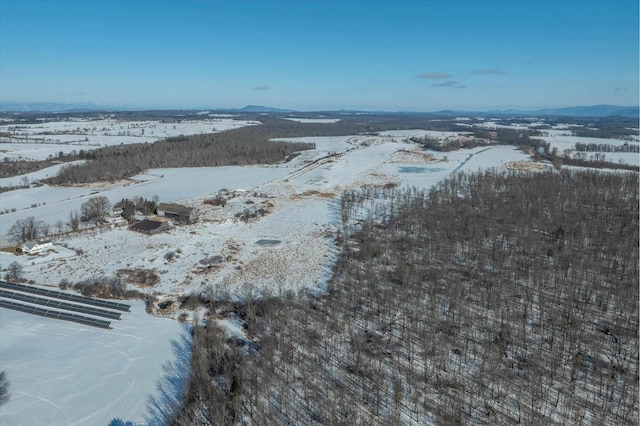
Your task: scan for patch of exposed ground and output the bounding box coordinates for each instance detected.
[390,148,438,164]
[299,190,336,198]
[0,246,20,255]
[504,160,548,171]
[219,237,328,296]
[116,268,160,287]
[60,178,138,190]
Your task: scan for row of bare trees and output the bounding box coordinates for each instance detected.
[6,196,111,244]
[574,142,639,153]
[168,168,638,425]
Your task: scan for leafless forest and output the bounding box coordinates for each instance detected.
[41,115,470,185]
[45,128,315,184]
[8,113,638,185]
[166,169,639,425]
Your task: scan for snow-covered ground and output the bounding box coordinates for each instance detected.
[282,117,341,123]
[541,134,639,166]
[0,160,86,188]
[0,132,533,295]
[0,300,187,426]
[2,117,626,424]
[0,118,259,161]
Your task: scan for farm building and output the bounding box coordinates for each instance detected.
[21,239,54,254]
[129,219,170,235]
[156,203,197,224]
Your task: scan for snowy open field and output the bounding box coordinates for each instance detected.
[0,117,635,424]
[0,118,259,161]
[0,300,187,426]
[541,134,639,166]
[0,132,532,296]
[282,117,341,123]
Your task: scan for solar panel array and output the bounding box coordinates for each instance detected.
[0,280,131,312]
[0,280,134,329]
[0,289,122,320]
[0,299,112,329]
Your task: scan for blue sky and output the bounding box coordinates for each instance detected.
[1,0,638,111]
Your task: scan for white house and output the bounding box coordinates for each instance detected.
[21,239,54,255]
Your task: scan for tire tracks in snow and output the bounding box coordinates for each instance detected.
[12,391,70,423]
[450,147,492,175]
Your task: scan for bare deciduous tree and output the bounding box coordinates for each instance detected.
[69,210,80,231]
[0,371,9,407]
[80,196,111,224]
[7,216,44,243]
[5,261,23,281]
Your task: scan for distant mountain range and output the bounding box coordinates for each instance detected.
[233,105,294,113]
[528,105,639,117]
[0,102,295,114]
[436,105,639,118]
[0,102,134,113]
[0,102,637,118]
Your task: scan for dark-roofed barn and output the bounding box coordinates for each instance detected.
[156,203,197,224]
[130,219,169,235]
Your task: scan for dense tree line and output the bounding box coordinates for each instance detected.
[0,158,68,181]
[493,116,639,140]
[558,156,639,171]
[0,148,88,183]
[46,130,315,184]
[168,169,638,425]
[574,142,639,153]
[411,128,543,152]
[570,124,638,139]
[535,144,639,172]
[43,116,472,185]
[410,136,488,151]
[494,128,540,147]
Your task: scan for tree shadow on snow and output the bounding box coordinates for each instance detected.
[144,326,193,425]
[107,326,192,426]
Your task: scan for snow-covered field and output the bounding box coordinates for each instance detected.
[0,132,532,296]
[0,160,86,188]
[1,117,634,424]
[450,120,640,166]
[0,118,259,161]
[282,117,341,123]
[0,300,187,426]
[541,134,639,166]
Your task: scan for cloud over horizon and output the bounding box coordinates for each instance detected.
[432,80,467,88]
[418,72,453,80]
[471,68,506,75]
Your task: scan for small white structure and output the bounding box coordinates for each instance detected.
[21,239,54,255]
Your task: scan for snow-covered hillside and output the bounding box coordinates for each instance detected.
[0,118,586,425]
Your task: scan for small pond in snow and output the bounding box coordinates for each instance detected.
[255,239,281,246]
[398,166,444,174]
